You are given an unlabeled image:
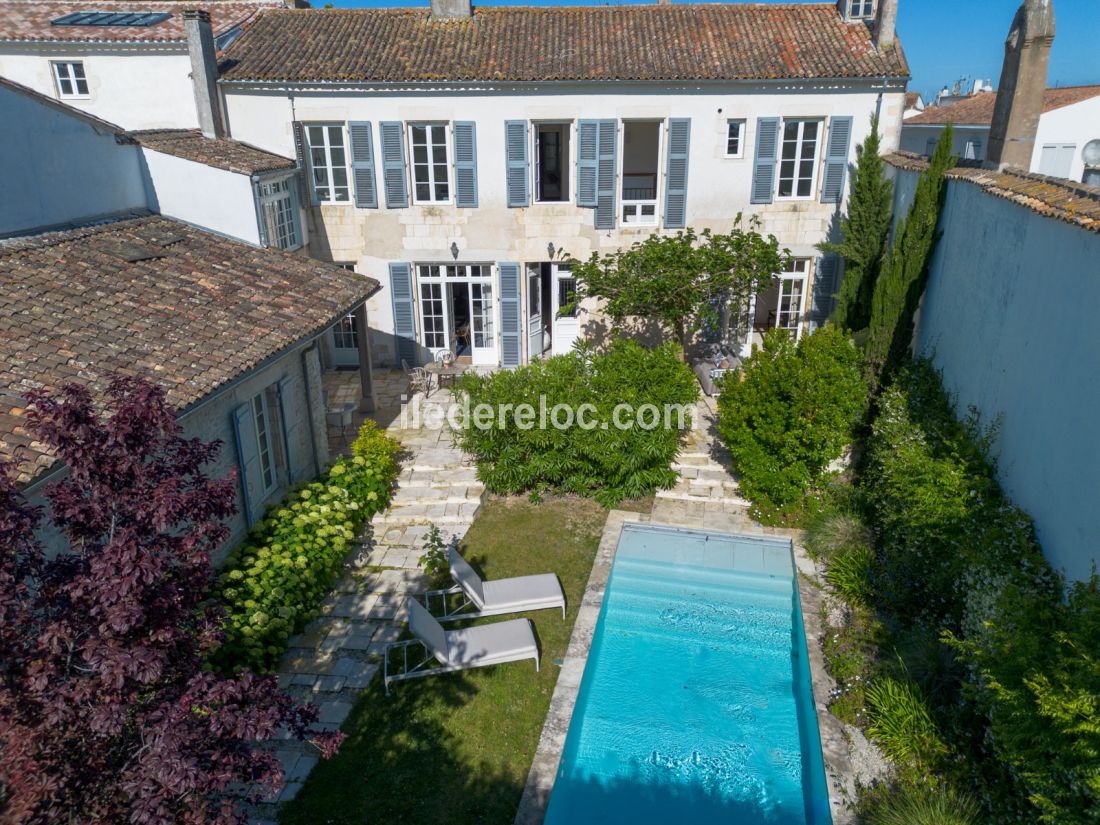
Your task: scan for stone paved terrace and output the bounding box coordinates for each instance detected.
[250,369,485,821]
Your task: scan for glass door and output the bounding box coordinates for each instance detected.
[775,258,809,339]
[527,265,543,359]
[551,263,580,355]
[469,280,495,366]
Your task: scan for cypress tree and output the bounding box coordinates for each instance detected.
[818,115,894,331]
[865,124,956,393]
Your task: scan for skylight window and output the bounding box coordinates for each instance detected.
[51,11,172,27]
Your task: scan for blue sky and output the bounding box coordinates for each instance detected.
[319,0,1099,100]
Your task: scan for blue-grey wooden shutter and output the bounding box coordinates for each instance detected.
[379,121,408,208]
[498,262,521,367]
[820,116,853,204]
[348,121,378,209]
[389,262,417,365]
[504,120,528,208]
[576,120,599,207]
[291,120,318,206]
[594,119,617,230]
[664,118,691,229]
[275,375,303,484]
[453,121,478,208]
[809,255,842,331]
[231,402,261,526]
[751,117,780,204]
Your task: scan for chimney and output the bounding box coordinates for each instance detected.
[183,9,226,139]
[874,0,898,49]
[987,0,1055,170]
[429,0,472,20]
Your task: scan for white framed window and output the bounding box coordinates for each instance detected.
[778,119,821,199]
[534,122,570,202]
[849,0,875,19]
[251,392,276,495]
[257,177,301,250]
[332,313,359,350]
[52,61,88,98]
[305,123,350,203]
[725,120,746,158]
[778,258,811,336]
[409,123,450,203]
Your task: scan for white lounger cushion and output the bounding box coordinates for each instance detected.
[482,574,565,611]
[445,620,538,668]
[449,546,565,616]
[405,597,537,668]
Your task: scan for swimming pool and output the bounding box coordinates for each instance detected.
[543,523,831,825]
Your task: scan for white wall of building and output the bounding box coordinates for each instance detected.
[0,82,148,236]
[1030,97,1100,182]
[908,170,1100,582]
[0,45,197,130]
[141,148,261,245]
[223,81,906,364]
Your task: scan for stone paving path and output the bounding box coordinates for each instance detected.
[652,396,754,531]
[250,374,484,821]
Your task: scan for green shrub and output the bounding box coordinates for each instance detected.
[865,676,947,767]
[864,781,980,825]
[805,511,873,562]
[716,326,865,523]
[214,421,400,672]
[862,359,1049,626]
[418,523,451,589]
[454,340,698,506]
[826,542,875,606]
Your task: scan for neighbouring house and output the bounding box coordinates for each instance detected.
[902,90,925,119]
[215,0,910,365]
[900,86,1100,177]
[885,151,1100,581]
[0,68,380,559]
[0,76,303,251]
[0,0,280,130]
[0,214,380,558]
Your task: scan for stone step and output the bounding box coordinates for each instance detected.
[390,487,480,505]
[373,510,476,527]
[655,490,751,508]
[672,465,734,482]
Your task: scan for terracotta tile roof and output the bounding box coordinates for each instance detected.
[904,91,922,109]
[0,214,380,485]
[219,4,910,84]
[0,0,279,44]
[129,129,295,175]
[905,85,1100,126]
[884,150,1100,234]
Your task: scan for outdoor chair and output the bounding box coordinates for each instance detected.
[383,597,539,694]
[418,545,566,621]
[402,358,430,396]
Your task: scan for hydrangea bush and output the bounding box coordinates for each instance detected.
[215,421,400,672]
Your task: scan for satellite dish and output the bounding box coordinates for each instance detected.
[1083,139,1100,167]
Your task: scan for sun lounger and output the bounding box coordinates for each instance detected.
[420,545,566,622]
[383,597,540,694]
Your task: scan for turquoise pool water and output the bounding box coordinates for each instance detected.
[543,524,831,825]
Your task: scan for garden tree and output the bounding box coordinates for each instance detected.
[567,217,787,355]
[817,114,894,331]
[0,376,341,824]
[864,125,956,392]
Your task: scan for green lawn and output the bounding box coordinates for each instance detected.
[280,495,644,825]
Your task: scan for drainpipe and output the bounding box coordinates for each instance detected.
[301,337,322,478]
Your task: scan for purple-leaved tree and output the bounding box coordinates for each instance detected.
[0,376,342,824]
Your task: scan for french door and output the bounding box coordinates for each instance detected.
[416,264,497,365]
[527,265,544,358]
[550,263,579,355]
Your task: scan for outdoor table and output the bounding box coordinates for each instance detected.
[423,361,466,396]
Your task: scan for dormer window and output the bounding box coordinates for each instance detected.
[849,0,875,19]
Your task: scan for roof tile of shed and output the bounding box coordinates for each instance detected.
[0,214,379,484]
[129,129,295,175]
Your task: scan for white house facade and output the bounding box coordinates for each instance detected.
[217,1,909,368]
[0,1,278,130]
